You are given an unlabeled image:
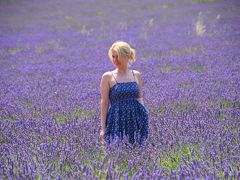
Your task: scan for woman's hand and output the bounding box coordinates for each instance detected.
[99,129,105,143]
[137,97,144,105]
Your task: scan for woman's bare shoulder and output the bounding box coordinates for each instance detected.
[101,71,113,83]
[102,71,112,77]
[132,69,141,76]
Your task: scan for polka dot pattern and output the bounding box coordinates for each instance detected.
[104,81,149,145]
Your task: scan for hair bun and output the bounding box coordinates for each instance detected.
[108,41,136,62]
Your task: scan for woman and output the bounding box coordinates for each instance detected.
[99,41,149,145]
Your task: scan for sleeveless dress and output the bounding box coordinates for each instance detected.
[104,70,149,145]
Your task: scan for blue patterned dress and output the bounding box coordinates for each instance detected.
[104,70,149,145]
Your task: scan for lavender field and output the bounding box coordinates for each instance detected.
[0,0,240,179]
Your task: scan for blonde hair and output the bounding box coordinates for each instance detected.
[108,41,136,62]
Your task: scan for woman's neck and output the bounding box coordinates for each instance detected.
[116,68,129,75]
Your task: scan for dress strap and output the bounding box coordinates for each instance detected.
[111,71,118,83]
[132,70,136,81]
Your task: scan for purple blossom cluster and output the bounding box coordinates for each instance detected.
[0,0,240,179]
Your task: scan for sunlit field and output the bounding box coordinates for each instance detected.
[0,0,240,179]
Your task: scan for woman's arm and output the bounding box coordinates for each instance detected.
[135,71,145,105]
[100,72,110,133]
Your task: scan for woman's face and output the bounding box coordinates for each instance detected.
[111,50,128,67]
